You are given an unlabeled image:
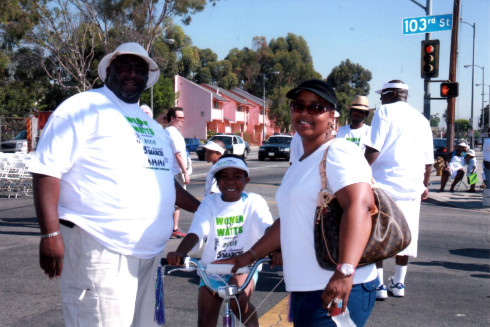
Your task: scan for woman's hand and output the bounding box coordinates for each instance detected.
[321,271,354,315]
[213,251,256,273]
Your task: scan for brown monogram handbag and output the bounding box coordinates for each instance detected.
[314,143,412,269]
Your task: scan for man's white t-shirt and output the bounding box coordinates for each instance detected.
[364,101,434,200]
[204,168,220,196]
[336,124,371,151]
[188,192,273,266]
[166,125,187,175]
[29,86,176,259]
[277,139,377,292]
[483,138,490,162]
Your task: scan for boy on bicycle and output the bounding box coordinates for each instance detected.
[167,154,273,327]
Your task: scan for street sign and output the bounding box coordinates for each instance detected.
[403,14,453,35]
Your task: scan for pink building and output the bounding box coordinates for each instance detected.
[174,75,278,145]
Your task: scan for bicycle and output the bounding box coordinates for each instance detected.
[160,256,271,327]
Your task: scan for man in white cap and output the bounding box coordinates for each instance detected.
[29,42,200,326]
[364,80,433,300]
[336,95,372,151]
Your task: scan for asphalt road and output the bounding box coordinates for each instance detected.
[1,150,489,326]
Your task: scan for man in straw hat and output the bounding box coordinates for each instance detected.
[336,95,372,150]
[29,42,200,326]
[364,80,433,300]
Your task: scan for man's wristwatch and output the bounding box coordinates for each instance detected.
[336,263,356,277]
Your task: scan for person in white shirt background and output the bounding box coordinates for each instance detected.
[203,139,225,196]
[336,95,372,151]
[364,80,433,300]
[165,107,190,239]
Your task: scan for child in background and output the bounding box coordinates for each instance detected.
[167,155,273,327]
[465,149,477,193]
[203,140,226,196]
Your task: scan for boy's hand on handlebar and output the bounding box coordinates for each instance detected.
[166,251,185,266]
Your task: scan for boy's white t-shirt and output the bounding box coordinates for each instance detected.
[188,192,273,267]
[276,139,377,292]
[364,101,434,199]
[336,124,371,151]
[166,125,187,175]
[466,157,477,175]
[29,86,176,259]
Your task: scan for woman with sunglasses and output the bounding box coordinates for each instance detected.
[220,80,377,326]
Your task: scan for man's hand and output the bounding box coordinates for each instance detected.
[39,236,64,279]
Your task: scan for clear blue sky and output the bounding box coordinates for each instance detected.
[178,0,490,130]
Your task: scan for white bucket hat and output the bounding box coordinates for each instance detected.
[209,156,249,177]
[98,42,160,89]
[203,141,225,155]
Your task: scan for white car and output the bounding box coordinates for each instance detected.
[0,131,28,153]
[197,134,250,160]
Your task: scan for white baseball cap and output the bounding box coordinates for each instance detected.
[98,42,160,89]
[209,156,249,177]
[203,141,225,154]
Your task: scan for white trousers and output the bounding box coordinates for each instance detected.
[390,196,421,258]
[60,225,165,327]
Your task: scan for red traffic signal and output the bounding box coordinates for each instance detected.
[421,40,440,78]
[440,82,458,97]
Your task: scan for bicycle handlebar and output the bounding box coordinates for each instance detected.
[160,256,271,295]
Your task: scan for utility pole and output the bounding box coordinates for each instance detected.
[447,0,461,153]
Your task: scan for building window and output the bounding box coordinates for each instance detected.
[213,101,219,109]
[201,111,204,116]
[237,105,243,112]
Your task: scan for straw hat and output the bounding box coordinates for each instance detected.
[349,95,371,111]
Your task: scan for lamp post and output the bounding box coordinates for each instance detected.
[461,19,475,147]
[475,83,488,130]
[262,71,279,142]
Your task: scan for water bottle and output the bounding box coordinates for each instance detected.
[331,300,356,327]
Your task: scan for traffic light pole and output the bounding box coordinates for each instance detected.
[411,0,433,120]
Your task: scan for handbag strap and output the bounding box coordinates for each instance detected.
[318,140,337,199]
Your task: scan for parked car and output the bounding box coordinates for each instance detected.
[0,130,28,153]
[196,134,250,160]
[185,138,202,153]
[258,135,293,161]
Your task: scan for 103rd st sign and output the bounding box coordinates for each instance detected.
[403,14,452,35]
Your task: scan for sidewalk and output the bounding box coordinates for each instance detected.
[426,148,490,213]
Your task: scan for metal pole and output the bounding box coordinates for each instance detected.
[262,74,266,143]
[470,24,475,147]
[423,0,432,120]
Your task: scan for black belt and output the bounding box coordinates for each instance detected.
[59,219,75,228]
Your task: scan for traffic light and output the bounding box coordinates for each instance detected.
[440,82,458,97]
[421,39,440,78]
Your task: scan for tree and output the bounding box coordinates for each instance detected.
[430,113,440,127]
[15,0,219,93]
[454,119,470,139]
[326,59,372,125]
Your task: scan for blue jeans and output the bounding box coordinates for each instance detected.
[290,280,377,327]
[484,167,490,189]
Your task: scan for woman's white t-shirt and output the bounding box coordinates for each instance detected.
[188,192,273,266]
[277,139,377,291]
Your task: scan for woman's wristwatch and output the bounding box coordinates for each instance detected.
[336,263,356,277]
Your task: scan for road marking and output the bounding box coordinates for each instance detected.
[258,294,293,326]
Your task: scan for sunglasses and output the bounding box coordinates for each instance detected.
[290,101,333,115]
